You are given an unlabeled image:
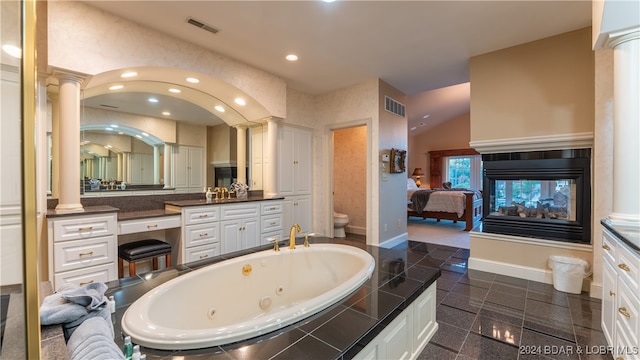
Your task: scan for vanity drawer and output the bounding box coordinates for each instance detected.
[616,241,640,294]
[616,280,639,346]
[184,206,219,225]
[185,243,220,263]
[261,201,283,215]
[118,215,181,235]
[602,230,617,265]
[220,204,259,220]
[53,235,116,273]
[54,263,116,290]
[53,214,117,242]
[185,223,220,248]
[261,214,283,234]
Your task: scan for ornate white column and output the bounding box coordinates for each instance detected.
[163,143,173,189]
[153,145,161,184]
[122,152,131,184]
[54,71,85,212]
[236,125,248,185]
[50,93,60,198]
[117,153,123,181]
[594,9,640,230]
[265,118,280,198]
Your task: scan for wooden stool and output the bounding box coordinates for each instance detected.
[118,239,172,278]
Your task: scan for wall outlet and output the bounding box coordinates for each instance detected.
[397,219,402,228]
[384,223,387,232]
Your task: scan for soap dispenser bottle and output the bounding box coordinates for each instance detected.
[131,344,141,360]
[123,336,133,360]
[206,187,213,200]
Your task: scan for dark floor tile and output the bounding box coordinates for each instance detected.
[520,329,580,360]
[416,343,458,360]
[440,258,468,274]
[471,315,522,346]
[271,334,341,360]
[429,248,457,261]
[220,328,307,360]
[526,288,569,308]
[416,255,445,269]
[449,282,490,300]
[429,321,469,353]
[452,248,470,260]
[436,304,477,330]
[484,290,526,312]
[436,275,459,292]
[458,332,519,360]
[523,318,576,344]
[436,289,448,305]
[571,308,602,330]
[441,292,482,314]
[494,274,529,288]
[464,269,497,283]
[527,281,557,294]
[490,282,528,298]
[477,306,524,327]
[305,307,378,351]
[525,298,573,326]
[573,325,608,348]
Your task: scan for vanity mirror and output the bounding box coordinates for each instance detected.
[48,77,265,197]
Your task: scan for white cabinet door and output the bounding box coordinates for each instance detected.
[294,129,312,194]
[242,218,259,249]
[221,219,242,254]
[188,146,204,189]
[602,259,617,346]
[174,146,204,190]
[283,195,312,238]
[278,126,312,196]
[278,127,296,195]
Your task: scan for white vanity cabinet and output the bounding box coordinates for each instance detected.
[47,212,118,290]
[173,145,204,192]
[181,205,220,263]
[220,204,260,254]
[602,228,640,360]
[260,200,284,244]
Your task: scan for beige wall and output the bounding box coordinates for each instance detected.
[333,126,367,233]
[470,28,595,142]
[408,112,470,186]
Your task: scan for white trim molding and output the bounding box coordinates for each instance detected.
[379,232,408,249]
[469,132,594,154]
[470,230,594,252]
[469,257,554,284]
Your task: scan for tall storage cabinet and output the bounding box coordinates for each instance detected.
[174,145,204,192]
[278,126,312,236]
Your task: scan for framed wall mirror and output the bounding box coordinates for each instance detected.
[390,148,406,173]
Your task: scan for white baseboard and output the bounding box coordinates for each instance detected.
[379,232,408,249]
[469,257,553,284]
[590,282,602,299]
[346,225,366,236]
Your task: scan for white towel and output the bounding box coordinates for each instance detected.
[66,317,125,360]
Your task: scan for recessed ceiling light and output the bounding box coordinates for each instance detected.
[162,111,171,116]
[110,124,119,128]
[410,126,417,131]
[118,132,124,135]
[142,132,149,137]
[285,54,298,61]
[109,85,124,91]
[135,134,142,139]
[419,122,425,126]
[323,0,336,2]
[105,127,114,131]
[234,98,246,106]
[423,114,431,119]
[148,98,158,103]
[186,77,200,83]
[168,88,181,93]
[2,44,21,59]
[104,145,112,149]
[121,71,138,78]
[214,105,225,113]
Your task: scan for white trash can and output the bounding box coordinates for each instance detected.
[548,256,591,294]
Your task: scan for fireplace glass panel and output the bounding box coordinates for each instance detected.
[491,179,576,221]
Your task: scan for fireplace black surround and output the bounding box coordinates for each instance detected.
[482,149,591,244]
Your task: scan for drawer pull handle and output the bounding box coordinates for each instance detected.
[618,263,631,272]
[79,251,94,257]
[269,207,276,210]
[199,215,209,218]
[147,224,158,229]
[79,280,94,286]
[199,233,208,237]
[78,226,93,231]
[270,222,277,226]
[602,244,611,251]
[618,307,631,318]
[610,290,616,296]
[199,254,209,259]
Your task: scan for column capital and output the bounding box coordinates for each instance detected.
[51,68,88,84]
[601,28,640,49]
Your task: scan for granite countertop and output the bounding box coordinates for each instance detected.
[118,209,182,221]
[45,205,120,218]
[165,196,284,207]
[103,237,440,360]
[601,218,640,253]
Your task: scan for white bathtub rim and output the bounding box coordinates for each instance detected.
[121,243,375,350]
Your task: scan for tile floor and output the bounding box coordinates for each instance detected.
[391,240,612,360]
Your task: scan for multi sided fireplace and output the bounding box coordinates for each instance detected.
[482,149,591,244]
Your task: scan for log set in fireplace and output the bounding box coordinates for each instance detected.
[482,149,591,244]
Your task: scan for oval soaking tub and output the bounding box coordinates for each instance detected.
[121,243,375,350]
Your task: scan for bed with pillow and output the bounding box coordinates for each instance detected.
[407,178,483,231]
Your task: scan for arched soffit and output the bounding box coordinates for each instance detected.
[82,66,273,125]
[80,124,163,147]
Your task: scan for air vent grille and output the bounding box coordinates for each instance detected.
[384,96,406,118]
[186,17,220,34]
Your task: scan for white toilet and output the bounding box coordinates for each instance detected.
[333,211,350,238]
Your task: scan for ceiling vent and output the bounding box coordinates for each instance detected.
[384,96,406,118]
[186,17,220,34]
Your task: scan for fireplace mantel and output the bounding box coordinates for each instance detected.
[469,132,593,154]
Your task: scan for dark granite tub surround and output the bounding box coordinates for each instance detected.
[104,238,440,360]
[601,218,640,252]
